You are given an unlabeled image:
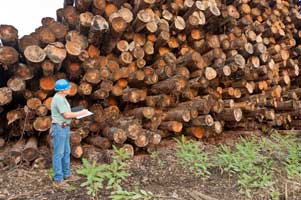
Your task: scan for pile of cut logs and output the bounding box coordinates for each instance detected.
[1,0,301,168]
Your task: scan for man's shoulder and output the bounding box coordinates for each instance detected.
[52,94,64,104]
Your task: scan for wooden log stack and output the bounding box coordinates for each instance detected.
[1,0,301,167]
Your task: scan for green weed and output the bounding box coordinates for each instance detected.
[48,168,54,180]
[64,184,77,192]
[106,146,131,190]
[175,135,212,178]
[77,145,153,200]
[150,151,166,168]
[217,138,276,199]
[76,159,109,197]
[284,142,301,181]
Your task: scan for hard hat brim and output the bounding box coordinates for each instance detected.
[54,84,71,91]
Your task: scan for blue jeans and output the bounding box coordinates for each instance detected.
[51,124,71,182]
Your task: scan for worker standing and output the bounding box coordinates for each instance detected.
[50,79,89,186]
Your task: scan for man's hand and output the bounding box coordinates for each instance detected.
[79,109,90,116]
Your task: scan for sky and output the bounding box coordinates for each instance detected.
[0,0,63,37]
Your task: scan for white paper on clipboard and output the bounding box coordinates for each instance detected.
[76,111,93,119]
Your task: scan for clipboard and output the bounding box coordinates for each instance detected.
[71,106,93,119]
[76,110,93,119]
[71,106,85,112]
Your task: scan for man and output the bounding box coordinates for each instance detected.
[51,79,89,185]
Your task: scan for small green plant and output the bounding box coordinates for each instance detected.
[106,146,131,190]
[76,159,109,197]
[48,168,54,180]
[175,135,212,178]
[284,142,301,181]
[217,138,276,199]
[77,145,152,199]
[259,133,301,182]
[150,151,166,168]
[150,151,158,159]
[110,188,155,200]
[64,184,77,192]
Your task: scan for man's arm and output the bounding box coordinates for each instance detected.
[62,109,89,119]
[56,97,90,119]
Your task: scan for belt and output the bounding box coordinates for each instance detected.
[52,122,69,128]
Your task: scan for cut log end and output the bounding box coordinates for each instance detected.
[24,45,46,63]
[0,87,13,106]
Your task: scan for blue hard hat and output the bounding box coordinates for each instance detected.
[54,79,71,91]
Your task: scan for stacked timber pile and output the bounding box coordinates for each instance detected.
[1,0,301,167]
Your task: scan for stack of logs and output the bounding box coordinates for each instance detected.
[1,0,301,168]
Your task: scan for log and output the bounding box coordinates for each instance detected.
[191,115,214,127]
[27,98,42,110]
[125,107,155,119]
[78,81,93,95]
[114,118,142,140]
[75,0,92,12]
[88,15,109,47]
[216,108,243,122]
[162,108,191,122]
[32,146,51,169]
[159,121,183,133]
[101,16,127,53]
[33,116,52,132]
[92,0,106,15]
[151,75,188,94]
[71,145,84,158]
[134,130,149,147]
[10,139,26,165]
[122,88,147,103]
[15,63,34,80]
[0,46,19,66]
[7,77,26,92]
[102,127,127,144]
[24,45,46,63]
[18,35,39,53]
[43,97,53,110]
[44,42,67,64]
[6,109,24,125]
[22,137,39,162]
[39,76,56,91]
[0,25,18,47]
[84,69,101,84]
[85,135,112,149]
[0,87,12,106]
[65,31,89,56]
[48,22,68,42]
[36,104,48,117]
[186,126,204,139]
[36,27,56,47]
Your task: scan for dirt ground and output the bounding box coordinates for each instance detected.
[0,136,301,200]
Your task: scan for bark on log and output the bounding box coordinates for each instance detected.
[85,135,112,149]
[0,46,19,66]
[103,127,127,144]
[0,25,18,47]
[22,137,39,162]
[33,116,52,132]
[10,139,25,165]
[159,121,183,133]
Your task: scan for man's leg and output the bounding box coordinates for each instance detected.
[52,125,66,182]
[62,126,71,178]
